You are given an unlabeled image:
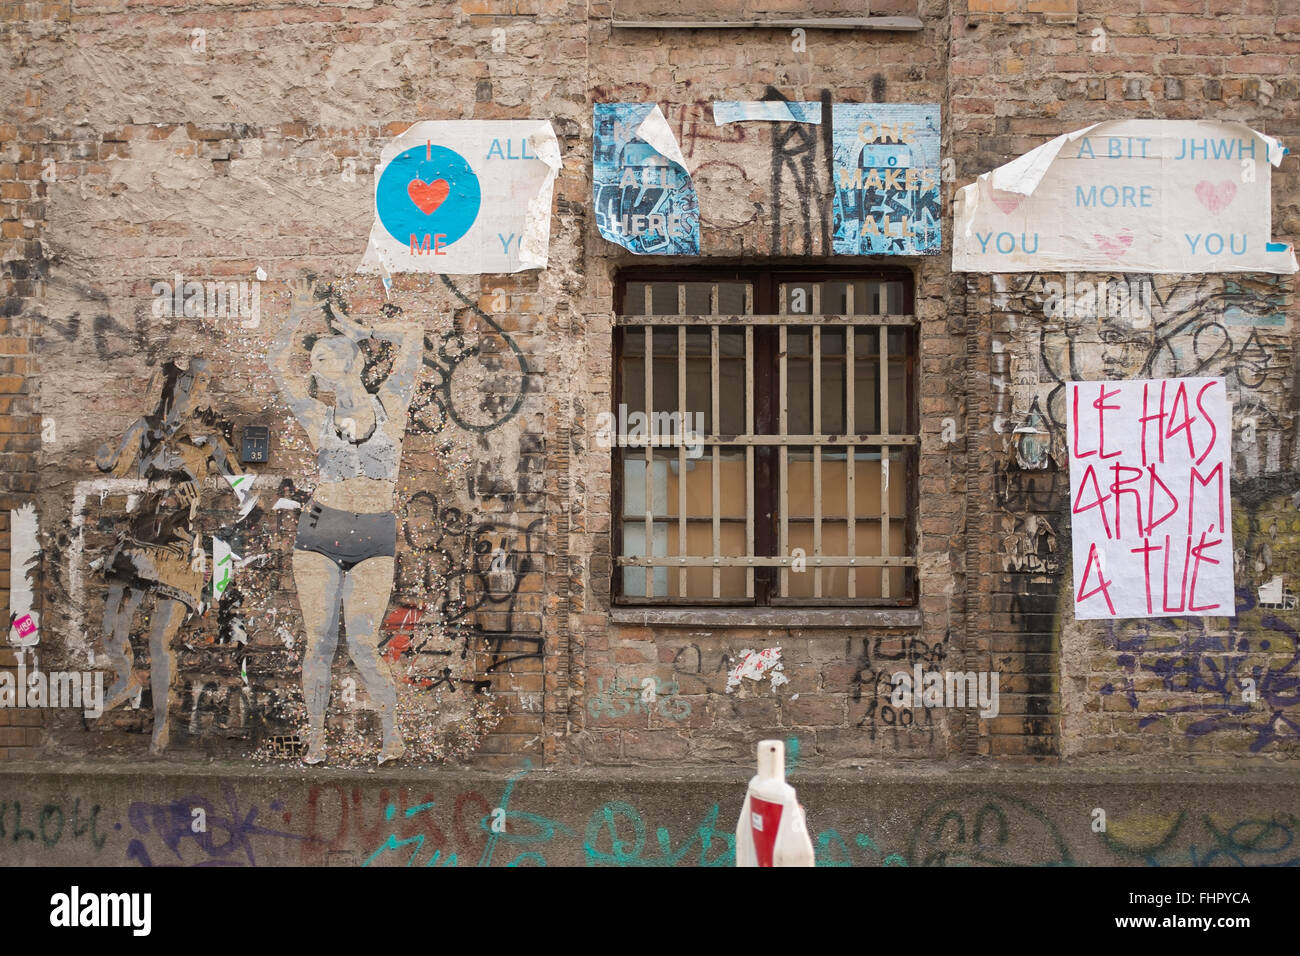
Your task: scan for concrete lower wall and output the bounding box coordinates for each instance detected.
[2,763,1297,867]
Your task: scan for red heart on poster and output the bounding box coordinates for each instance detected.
[1093,230,1134,260]
[408,178,450,215]
[986,179,1024,215]
[1195,179,1236,214]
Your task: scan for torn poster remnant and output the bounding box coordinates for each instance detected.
[594,104,700,255]
[358,120,561,276]
[953,120,1297,274]
[1258,575,1296,610]
[8,503,40,647]
[712,101,823,125]
[726,647,789,693]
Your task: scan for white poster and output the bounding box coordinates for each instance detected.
[358,120,561,276]
[954,120,1297,274]
[1068,378,1234,620]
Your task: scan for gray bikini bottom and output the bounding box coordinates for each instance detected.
[293,500,397,572]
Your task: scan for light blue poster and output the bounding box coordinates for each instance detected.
[594,104,700,255]
[832,104,941,255]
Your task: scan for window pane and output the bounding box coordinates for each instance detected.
[821,329,846,435]
[857,280,905,315]
[824,281,850,314]
[622,519,667,597]
[716,446,747,519]
[718,282,748,315]
[853,447,907,517]
[682,282,713,314]
[624,281,648,315]
[887,327,910,433]
[787,329,812,434]
[684,327,712,434]
[621,327,645,416]
[650,282,678,315]
[623,456,669,518]
[718,329,746,435]
[853,328,880,434]
[651,328,678,414]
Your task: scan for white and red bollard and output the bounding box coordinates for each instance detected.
[735,739,815,867]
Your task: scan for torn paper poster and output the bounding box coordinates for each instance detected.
[594,104,700,255]
[832,104,942,255]
[358,120,561,276]
[213,537,233,601]
[1067,378,1234,620]
[953,120,1298,274]
[223,472,258,520]
[8,504,40,647]
[726,647,790,693]
[1258,575,1297,609]
[713,101,823,125]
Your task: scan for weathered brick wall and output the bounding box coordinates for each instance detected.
[2,0,1298,770]
[0,0,63,759]
[4,0,592,766]
[570,0,969,766]
[952,0,1300,762]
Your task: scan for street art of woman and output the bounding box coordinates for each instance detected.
[269,279,423,765]
[95,358,256,754]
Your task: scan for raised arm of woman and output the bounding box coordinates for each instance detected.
[268,279,327,446]
[375,322,424,419]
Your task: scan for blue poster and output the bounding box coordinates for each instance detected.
[594,104,700,255]
[832,104,941,256]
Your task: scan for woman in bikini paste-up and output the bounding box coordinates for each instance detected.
[269,280,423,766]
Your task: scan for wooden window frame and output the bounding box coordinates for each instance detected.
[612,266,918,608]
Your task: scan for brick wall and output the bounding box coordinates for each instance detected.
[0,0,60,759]
[0,0,1296,768]
[951,0,1300,762]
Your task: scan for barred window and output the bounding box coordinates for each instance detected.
[612,269,918,606]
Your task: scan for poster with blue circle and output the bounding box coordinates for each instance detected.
[358,121,561,277]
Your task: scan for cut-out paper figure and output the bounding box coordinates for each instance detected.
[95,358,256,753]
[269,279,423,766]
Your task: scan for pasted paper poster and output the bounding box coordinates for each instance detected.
[594,104,700,255]
[358,120,561,276]
[953,120,1297,274]
[712,101,823,125]
[1068,377,1234,620]
[832,104,941,255]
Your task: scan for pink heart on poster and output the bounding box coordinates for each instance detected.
[407,178,450,215]
[1195,179,1237,214]
[986,178,1024,215]
[1093,230,1134,260]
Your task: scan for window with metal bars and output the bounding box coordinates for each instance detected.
[612,269,918,607]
